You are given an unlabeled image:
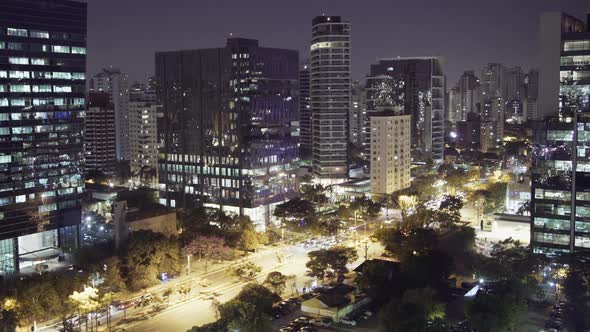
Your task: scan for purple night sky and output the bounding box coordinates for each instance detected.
[86,0,588,84]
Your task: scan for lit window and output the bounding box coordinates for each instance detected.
[72,73,85,80]
[52,45,70,53]
[32,85,52,93]
[0,99,8,107]
[9,84,30,93]
[9,71,30,79]
[30,31,49,39]
[0,42,4,49]
[53,72,71,80]
[71,47,86,54]
[9,57,29,65]
[73,98,85,105]
[7,28,27,37]
[53,86,72,93]
[31,58,49,65]
[0,72,5,79]
[53,98,65,106]
[10,99,26,106]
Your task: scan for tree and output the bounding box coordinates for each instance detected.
[221,300,273,332]
[273,198,316,231]
[234,283,281,314]
[98,256,127,294]
[0,298,19,332]
[398,195,419,222]
[184,235,231,272]
[228,262,262,282]
[373,227,437,262]
[306,246,358,282]
[126,230,181,291]
[439,195,463,212]
[379,288,446,332]
[68,286,100,331]
[114,160,131,184]
[300,184,329,205]
[263,272,288,295]
[350,196,382,220]
[476,238,545,282]
[465,281,526,332]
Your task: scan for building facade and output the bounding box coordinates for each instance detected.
[369,113,411,195]
[90,67,130,160]
[156,38,299,228]
[85,93,116,175]
[0,0,86,274]
[364,57,445,163]
[531,115,590,254]
[129,100,160,186]
[311,15,351,180]
[299,61,311,159]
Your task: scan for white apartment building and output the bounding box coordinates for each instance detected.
[370,113,411,195]
[129,101,160,185]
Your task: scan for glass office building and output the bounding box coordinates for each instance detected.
[0,0,86,274]
[156,38,299,229]
[531,13,590,255]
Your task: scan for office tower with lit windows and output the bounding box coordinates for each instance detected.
[311,15,351,180]
[350,82,365,146]
[370,112,411,195]
[84,93,116,175]
[156,38,299,228]
[299,61,312,159]
[0,0,87,274]
[448,70,481,126]
[90,67,130,160]
[364,57,445,163]
[538,12,589,120]
[531,12,590,254]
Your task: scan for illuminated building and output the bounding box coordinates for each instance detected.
[311,15,351,181]
[0,0,86,274]
[299,61,311,159]
[84,93,116,175]
[364,57,445,163]
[156,38,299,228]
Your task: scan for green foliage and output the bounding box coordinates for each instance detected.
[98,256,127,294]
[306,246,358,281]
[350,195,382,219]
[379,287,446,332]
[300,184,329,204]
[439,195,463,212]
[222,301,273,332]
[465,280,526,332]
[475,238,545,281]
[234,283,281,314]
[273,197,316,231]
[228,262,262,282]
[373,227,438,262]
[126,230,181,291]
[263,272,288,295]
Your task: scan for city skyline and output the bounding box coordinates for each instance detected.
[86,0,588,83]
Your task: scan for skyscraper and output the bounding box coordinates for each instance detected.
[538,12,588,120]
[0,0,87,274]
[299,61,311,159]
[129,81,160,185]
[156,38,299,228]
[350,81,365,146]
[90,67,130,161]
[364,57,445,163]
[531,12,590,255]
[85,93,116,175]
[311,15,351,181]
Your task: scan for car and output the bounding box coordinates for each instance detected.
[340,317,357,326]
[279,327,294,332]
[293,316,309,324]
[362,310,373,317]
[309,317,332,327]
[115,300,135,310]
[299,327,317,332]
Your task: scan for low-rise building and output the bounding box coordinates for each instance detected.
[301,284,368,322]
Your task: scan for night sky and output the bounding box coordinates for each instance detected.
[87,0,588,85]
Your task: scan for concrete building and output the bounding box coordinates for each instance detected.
[364,57,445,163]
[538,12,588,120]
[350,82,365,146]
[0,0,87,275]
[369,113,411,195]
[90,67,130,160]
[299,61,312,159]
[311,15,351,181]
[84,93,116,175]
[156,38,299,228]
[129,101,160,185]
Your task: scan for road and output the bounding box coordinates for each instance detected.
[123,234,383,332]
